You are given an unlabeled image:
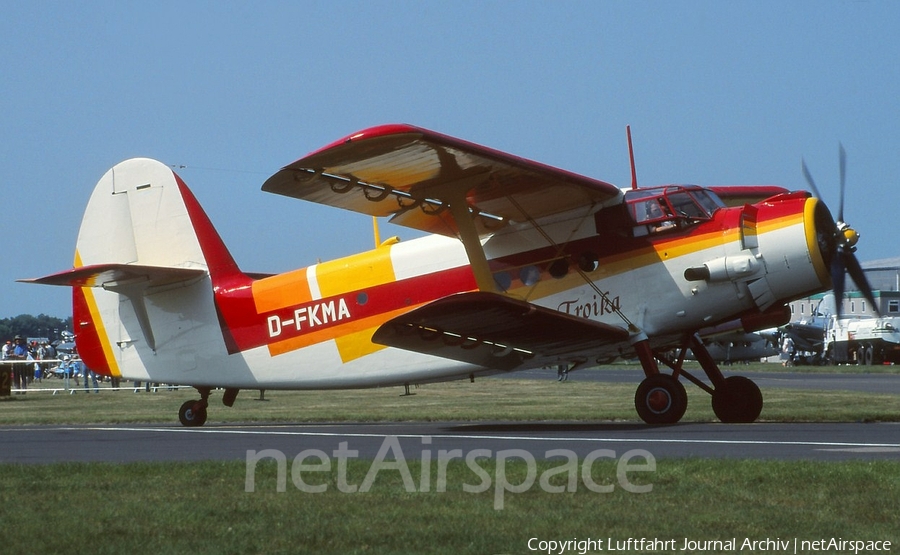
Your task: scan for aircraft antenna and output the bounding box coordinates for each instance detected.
[627,125,638,190]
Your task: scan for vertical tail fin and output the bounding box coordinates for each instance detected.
[29,158,252,378]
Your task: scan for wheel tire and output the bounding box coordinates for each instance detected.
[179,399,208,427]
[635,374,688,424]
[711,376,763,423]
[864,345,875,366]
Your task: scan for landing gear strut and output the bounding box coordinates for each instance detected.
[632,334,763,424]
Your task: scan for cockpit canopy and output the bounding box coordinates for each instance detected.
[624,186,726,236]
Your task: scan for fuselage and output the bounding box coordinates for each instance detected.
[75,179,831,390]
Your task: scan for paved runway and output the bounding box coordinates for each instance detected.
[2,421,899,464]
[2,369,898,465]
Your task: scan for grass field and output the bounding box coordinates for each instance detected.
[1,459,897,554]
[2,364,899,554]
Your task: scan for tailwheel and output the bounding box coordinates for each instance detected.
[711,376,762,423]
[179,399,208,427]
[635,374,688,424]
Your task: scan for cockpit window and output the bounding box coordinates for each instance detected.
[694,190,726,215]
[632,198,672,223]
[623,186,723,236]
[668,192,707,219]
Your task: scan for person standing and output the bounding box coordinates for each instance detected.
[781,334,795,367]
[82,361,99,393]
[10,336,30,393]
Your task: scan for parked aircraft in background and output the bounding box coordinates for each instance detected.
[23,125,875,425]
[685,332,779,364]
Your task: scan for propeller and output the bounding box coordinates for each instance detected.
[801,145,879,318]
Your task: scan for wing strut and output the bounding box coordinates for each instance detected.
[431,173,498,293]
[448,196,496,292]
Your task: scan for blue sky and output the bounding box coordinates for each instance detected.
[2,1,898,319]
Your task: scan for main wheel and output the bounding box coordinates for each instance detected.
[635,374,688,424]
[711,376,762,423]
[179,399,208,427]
[864,345,875,366]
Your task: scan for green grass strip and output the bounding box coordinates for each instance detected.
[1,459,897,554]
[2,375,899,425]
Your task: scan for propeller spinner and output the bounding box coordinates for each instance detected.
[802,145,879,317]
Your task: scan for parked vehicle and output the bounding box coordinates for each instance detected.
[824,316,900,365]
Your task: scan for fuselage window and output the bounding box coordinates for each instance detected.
[494,272,512,291]
[519,265,541,286]
[548,258,569,279]
[578,252,599,272]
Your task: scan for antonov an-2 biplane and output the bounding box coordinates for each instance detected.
[24,124,875,426]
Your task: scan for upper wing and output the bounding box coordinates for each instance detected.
[262,124,624,237]
[372,291,630,371]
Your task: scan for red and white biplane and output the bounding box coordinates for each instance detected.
[24,124,874,426]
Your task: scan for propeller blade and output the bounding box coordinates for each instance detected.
[845,253,881,317]
[838,143,846,223]
[801,159,823,199]
[831,256,846,318]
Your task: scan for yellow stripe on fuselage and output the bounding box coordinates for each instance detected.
[315,245,397,296]
[317,245,397,362]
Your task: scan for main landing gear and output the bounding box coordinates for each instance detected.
[178,387,240,427]
[632,334,763,424]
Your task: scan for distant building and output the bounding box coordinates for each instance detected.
[787,258,900,321]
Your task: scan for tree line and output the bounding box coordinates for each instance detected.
[0,314,73,342]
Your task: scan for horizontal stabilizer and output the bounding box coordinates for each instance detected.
[20,264,206,289]
[372,292,629,370]
[22,264,207,354]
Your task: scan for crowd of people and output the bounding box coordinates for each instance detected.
[1,334,103,393]
[2,335,51,393]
